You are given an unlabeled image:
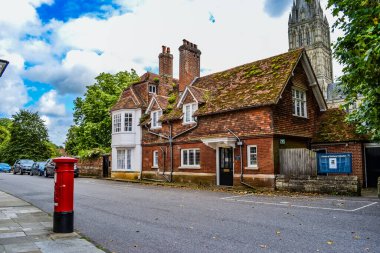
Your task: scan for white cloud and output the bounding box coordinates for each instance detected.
[0,66,29,116]
[37,90,66,116]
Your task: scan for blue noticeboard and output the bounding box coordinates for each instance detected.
[317,153,352,174]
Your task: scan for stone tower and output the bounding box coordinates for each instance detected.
[288,0,333,97]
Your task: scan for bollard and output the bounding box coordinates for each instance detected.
[53,157,78,233]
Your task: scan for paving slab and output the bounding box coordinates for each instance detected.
[0,191,105,253]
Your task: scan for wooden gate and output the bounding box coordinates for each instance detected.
[279,148,317,176]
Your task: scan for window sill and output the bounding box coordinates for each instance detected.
[151,166,158,169]
[150,127,162,130]
[245,166,258,170]
[182,121,196,126]
[179,166,200,169]
[292,114,308,119]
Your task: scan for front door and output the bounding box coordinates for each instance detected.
[102,155,110,178]
[365,147,380,187]
[219,147,233,186]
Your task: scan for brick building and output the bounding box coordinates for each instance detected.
[137,41,327,187]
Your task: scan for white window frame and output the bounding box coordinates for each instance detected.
[292,88,307,118]
[153,150,158,168]
[181,149,200,168]
[149,85,157,94]
[183,103,197,124]
[117,148,132,170]
[113,113,121,133]
[151,110,162,129]
[247,145,258,169]
[124,112,133,132]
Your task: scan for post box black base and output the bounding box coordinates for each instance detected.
[53,211,74,233]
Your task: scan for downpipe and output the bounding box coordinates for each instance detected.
[227,128,255,190]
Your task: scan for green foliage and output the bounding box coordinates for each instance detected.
[65,70,139,155]
[153,77,159,83]
[1,111,53,164]
[327,0,380,140]
[78,147,110,160]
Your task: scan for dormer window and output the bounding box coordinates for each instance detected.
[183,103,197,124]
[151,110,162,129]
[149,85,157,94]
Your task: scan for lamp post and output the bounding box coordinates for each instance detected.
[0,59,9,77]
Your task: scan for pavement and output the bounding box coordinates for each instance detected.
[0,191,105,253]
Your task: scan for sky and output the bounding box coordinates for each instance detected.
[0,0,343,146]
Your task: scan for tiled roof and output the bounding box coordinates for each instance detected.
[312,109,367,143]
[192,49,304,116]
[154,95,169,110]
[111,88,141,111]
[188,86,207,103]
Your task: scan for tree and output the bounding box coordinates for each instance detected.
[327,0,380,140]
[2,110,52,164]
[65,70,139,155]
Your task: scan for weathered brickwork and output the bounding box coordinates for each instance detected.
[273,64,321,138]
[311,142,364,185]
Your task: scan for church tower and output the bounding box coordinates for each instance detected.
[288,0,333,97]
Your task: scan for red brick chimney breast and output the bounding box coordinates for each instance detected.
[159,45,173,78]
[179,39,201,92]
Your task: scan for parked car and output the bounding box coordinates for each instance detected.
[13,159,34,175]
[74,163,79,178]
[0,163,11,173]
[30,161,47,176]
[44,159,55,177]
[44,159,79,178]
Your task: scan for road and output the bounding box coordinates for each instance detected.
[0,173,379,253]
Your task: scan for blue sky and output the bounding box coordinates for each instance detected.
[0,0,340,145]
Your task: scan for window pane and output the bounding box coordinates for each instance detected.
[195,150,200,165]
[185,105,190,122]
[125,113,132,132]
[183,150,188,165]
[126,149,131,170]
[189,150,194,165]
[117,150,125,169]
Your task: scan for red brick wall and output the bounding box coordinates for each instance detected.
[234,137,274,175]
[142,107,274,145]
[142,142,216,174]
[273,64,321,138]
[311,142,364,184]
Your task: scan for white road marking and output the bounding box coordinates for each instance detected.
[220,193,254,200]
[222,195,378,212]
[350,202,378,212]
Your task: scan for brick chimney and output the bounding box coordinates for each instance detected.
[179,39,201,92]
[159,45,173,78]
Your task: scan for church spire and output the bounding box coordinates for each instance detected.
[288,0,333,98]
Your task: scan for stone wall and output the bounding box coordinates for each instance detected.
[276,175,360,195]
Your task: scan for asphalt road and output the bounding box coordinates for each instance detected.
[0,173,379,253]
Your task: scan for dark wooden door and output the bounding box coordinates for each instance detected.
[102,155,110,178]
[219,147,233,186]
[365,147,380,187]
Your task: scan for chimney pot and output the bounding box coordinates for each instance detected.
[167,47,170,53]
[162,45,166,53]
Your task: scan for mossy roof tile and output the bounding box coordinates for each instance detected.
[192,49,303,116]
[313,108,367,142]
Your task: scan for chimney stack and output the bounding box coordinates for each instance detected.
[179,39,201,92]
[159,45,173,79]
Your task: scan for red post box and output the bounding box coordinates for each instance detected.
[53,157,77,233]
